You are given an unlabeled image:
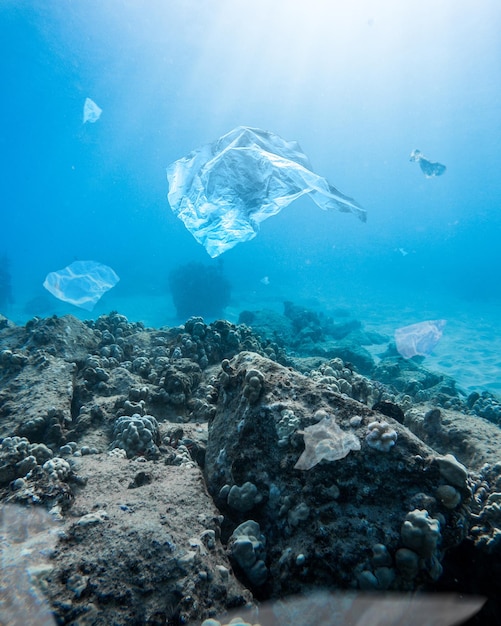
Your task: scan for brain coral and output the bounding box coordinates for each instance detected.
[365,420,398,452]
[110,414,160,458]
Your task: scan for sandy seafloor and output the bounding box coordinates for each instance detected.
[6,280,501,398]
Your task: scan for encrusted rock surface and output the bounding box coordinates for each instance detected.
[44,455,252,625]
[1,310,501,624]
[205,352,469,596]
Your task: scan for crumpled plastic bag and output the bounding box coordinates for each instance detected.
[294,415,360,470]
[43,260,119,311]
[83,97,102,124]
[395,319,447,359]
[410,149,446,177]
[167,126,367,257]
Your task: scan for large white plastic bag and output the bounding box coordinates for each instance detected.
[43,260,119,311]
[167,126,367,257]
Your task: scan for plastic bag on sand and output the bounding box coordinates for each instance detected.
[395,319,447,359]
[83,97,102,124]
[43,260,119,311]
[166,126,367,257]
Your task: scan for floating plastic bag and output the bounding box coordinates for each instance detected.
[167,126,367,257]
[43,260,119,311]
[83,97,102,124]
[395,319,447,359]
[410,149,446,177]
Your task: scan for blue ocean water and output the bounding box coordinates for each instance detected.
[1,0,501,393]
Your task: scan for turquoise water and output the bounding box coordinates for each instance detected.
[1,0,501,393]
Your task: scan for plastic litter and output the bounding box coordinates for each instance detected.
[395,319,447,359]
[207,590,484,626]
[83,97,102,124]
[43,260,119,311]
[294,415,360,470]
[1,504,59,625]
[410,149,446,177]
[167,126,367,257]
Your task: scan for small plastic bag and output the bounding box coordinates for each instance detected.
[43,260,119,311]
[410,149,446,177]
[83,97,102,123]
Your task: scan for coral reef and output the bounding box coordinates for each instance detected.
[0,308,500,624]
[365,420,398,452]
[204,351,474,599]
[229,520,268,587]
[110,413,160,458]
[466,390,501,425]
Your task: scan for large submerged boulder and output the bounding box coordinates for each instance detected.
[205,352,471,596]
